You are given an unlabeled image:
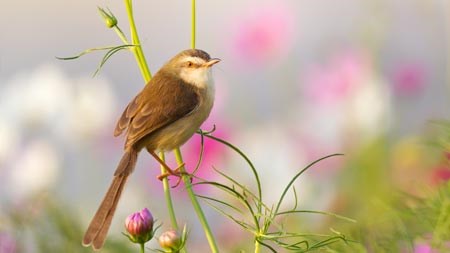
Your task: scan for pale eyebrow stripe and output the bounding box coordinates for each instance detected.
[183,56,205,65]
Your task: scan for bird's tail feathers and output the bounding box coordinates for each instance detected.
[82,149,138,250]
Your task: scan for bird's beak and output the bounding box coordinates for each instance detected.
[204,58,221,67]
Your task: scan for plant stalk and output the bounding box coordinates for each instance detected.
[170,1,219,251]
[159,152,179,230]
[254,239,261,253]
[191,0,196,49]
[174,149,219,252]
[124,0,151,82]
[122,0,217,251]
[122,0,180,239]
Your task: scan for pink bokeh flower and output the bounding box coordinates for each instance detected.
[229,3,295,67]
[183,117,231,181]
[0,232,16,253]
[415,243,432,253]
[301,49,368,106]
[391,62,426,96]
[430,166,450,185]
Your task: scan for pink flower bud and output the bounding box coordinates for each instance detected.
[124,208,154,244]
[158,229,182,251]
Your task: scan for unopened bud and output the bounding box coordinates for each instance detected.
[98,7,117,28]
[159,229,182,251]
[124,208,154,244]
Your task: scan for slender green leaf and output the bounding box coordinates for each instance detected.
[56,46,124,60]
[195,194,244,214]
[212,167,263,211]
[202,199,255,231]
[274,154,344,216]
[192,128,206,175]
[292,186,298,211]
[203,134,263,213]
[276,210,356,223]
[255,238,277,253]
[93,44,134,76]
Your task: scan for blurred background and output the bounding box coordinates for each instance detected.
[1,0,449,252]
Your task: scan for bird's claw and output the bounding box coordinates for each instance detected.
[156,163,193,187]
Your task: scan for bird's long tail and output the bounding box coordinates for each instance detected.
[82,149,138,250]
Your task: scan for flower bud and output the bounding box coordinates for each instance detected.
[158,229,182,251]
[124,208,154,244]
[98,7,118,28]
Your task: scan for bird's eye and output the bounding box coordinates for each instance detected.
[186,61,193,67]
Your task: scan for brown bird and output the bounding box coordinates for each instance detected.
[82,49,220,250]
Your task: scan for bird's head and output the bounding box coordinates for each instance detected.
[163,49,220,89]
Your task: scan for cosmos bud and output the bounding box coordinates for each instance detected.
[124,208,154,244]
[98,7,118,28]
[158,229,182,251]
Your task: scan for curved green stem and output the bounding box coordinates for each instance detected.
[140,243,145,253]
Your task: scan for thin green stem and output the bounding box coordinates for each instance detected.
[121,0,181,246]
[121,0,216,252]
[170,1,218,251]
[113,26,129,44]
[159,152,179,230]
[124,0,152,82]
[140,243,145,253]
[254,239,261,253]
[174,149,219,252]
[191,0,196,49]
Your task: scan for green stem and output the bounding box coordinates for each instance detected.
[174,149,219,252]
[170,1,218,252]
[113,26,129,45]
[159,152,179,230]
[140,243,145,253]
[121,0,181,245]
[124,0,152,82]
[121,0,216,252]
[191,0,196,49]
[254,239,261,253]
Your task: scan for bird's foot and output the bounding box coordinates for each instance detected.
[157,163,192,187]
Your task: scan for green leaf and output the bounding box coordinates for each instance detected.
[202,134,263,213]
[275,210,356,223]
[56,45,132,60]
[195,194,244,214]
[274,154,344,216]
[93,44,135,76]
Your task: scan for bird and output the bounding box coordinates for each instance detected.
[82,49,220,250]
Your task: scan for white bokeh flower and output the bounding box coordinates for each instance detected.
[67,77,116,139]
[0,64,117,202]
[0,119,20,166]
[8,139,60,200]
[1,64,72,129]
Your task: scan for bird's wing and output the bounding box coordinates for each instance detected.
[118,72,199,149]
[114,93,142,137]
